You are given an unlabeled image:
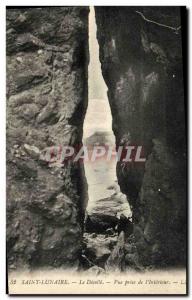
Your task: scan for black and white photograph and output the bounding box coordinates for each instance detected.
[3,2,189,296]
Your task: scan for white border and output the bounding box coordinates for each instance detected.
[0,1,191,299]
[1,0,191,6]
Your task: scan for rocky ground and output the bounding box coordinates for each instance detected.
[79,184,142,274]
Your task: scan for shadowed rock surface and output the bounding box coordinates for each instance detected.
[83,233,117,268]
[6,7,89,270]
[95,7,186,268]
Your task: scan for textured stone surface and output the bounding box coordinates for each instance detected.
[83,233,117,268]
[6,7,89,270]
[85,189,131,234]
[95,7,186,268]
[105,231,125,272]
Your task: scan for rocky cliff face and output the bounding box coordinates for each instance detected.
[6,7,89,270]
[95,7,186,268]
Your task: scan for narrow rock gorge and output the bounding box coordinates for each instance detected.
[6,6,186,273]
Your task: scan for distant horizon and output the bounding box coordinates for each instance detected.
[83,128,115,142]
[83,98,113,139]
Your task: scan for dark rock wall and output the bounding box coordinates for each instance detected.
[95,7,186,267]
[6,7,89,270]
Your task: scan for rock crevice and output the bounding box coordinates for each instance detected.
[7,6,186,271]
